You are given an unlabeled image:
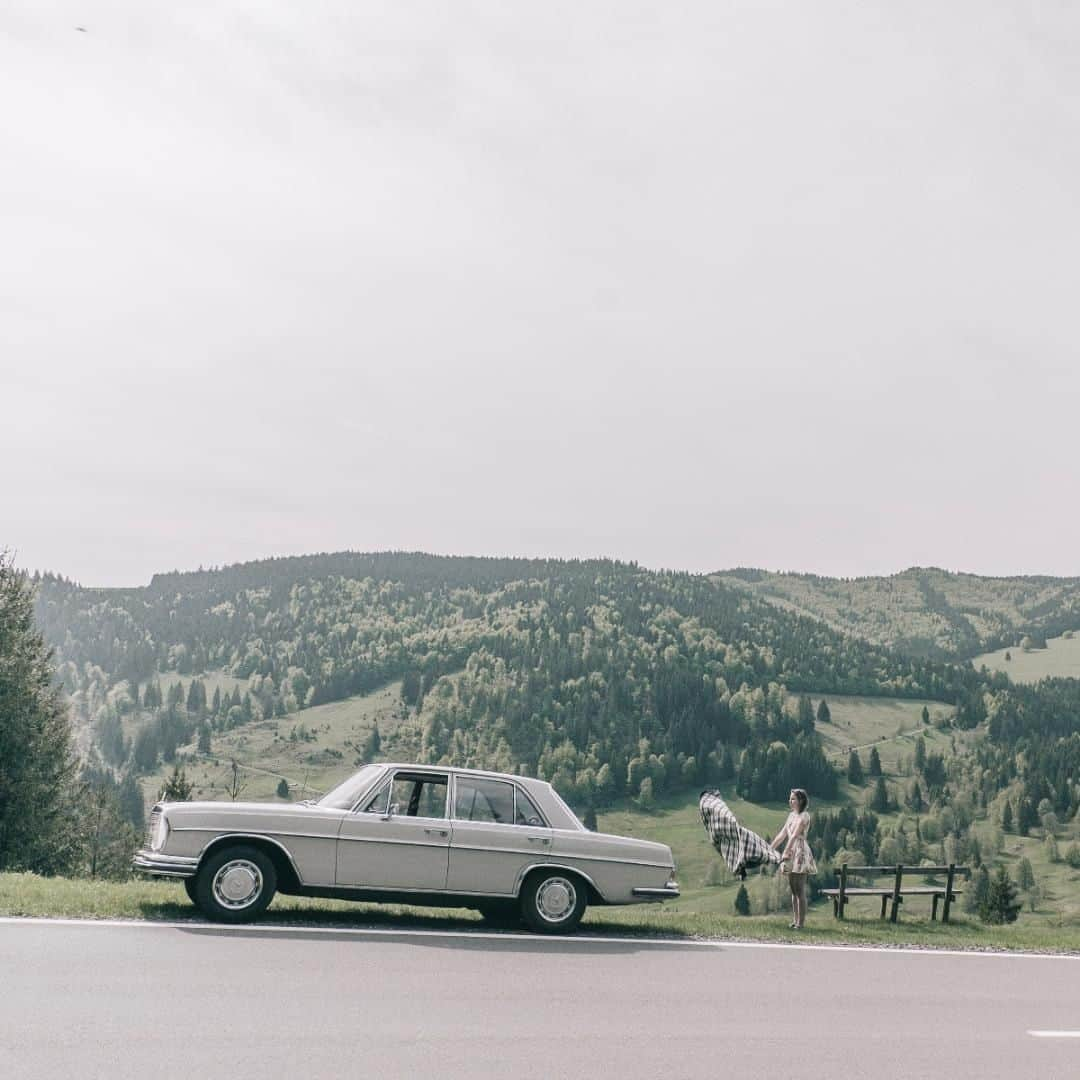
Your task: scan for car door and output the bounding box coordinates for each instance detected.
[335,769,451,891]
[446,775,553,896]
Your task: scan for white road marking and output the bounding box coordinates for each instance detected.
[1,915,1079,960]
[1028,1031,1080,1038]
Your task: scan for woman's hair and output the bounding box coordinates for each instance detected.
[790,788,809,812]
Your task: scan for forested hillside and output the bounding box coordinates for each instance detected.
[15,551,1080,907]
[715,566,1080,660]
[32,553,988,805]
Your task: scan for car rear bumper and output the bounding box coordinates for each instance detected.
[631,884,680,900]
[132,850,199,879]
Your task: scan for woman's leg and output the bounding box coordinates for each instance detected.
[794,874,807,927]
[787,873,800,925]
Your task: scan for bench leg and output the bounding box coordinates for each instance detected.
[880,895,887,919]
[932,894,939,921]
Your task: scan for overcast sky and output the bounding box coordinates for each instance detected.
[3,1,1079,587]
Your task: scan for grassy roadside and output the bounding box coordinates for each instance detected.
[3,872,1079,954]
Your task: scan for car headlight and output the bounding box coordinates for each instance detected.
[151,812,170,852]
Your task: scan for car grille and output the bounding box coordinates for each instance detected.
[146,808,160,849]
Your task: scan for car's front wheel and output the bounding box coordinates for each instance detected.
[194,845,277,924]
[183,877,198,905]
[520,871,587,934]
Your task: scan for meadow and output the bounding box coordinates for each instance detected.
[972,632,1080,683]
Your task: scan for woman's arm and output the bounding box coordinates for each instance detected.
[770,817,790,850]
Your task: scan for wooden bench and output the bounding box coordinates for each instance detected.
[821,864,969,923]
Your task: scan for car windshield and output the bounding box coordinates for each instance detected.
[318,765,383,810]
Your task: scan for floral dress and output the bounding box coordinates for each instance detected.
[780,811,817,875]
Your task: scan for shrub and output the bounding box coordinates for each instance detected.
[978,866,1021,925]
[734,884,750,916]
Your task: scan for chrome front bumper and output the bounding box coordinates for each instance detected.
[132,850,199,879]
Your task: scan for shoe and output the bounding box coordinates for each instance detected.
[789,923,797,929]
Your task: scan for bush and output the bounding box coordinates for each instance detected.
[276,778,290,799]
[1065,843,1080,870]
[978,866,1021,925]
[733,884,750,916]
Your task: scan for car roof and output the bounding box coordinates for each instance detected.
[377,762,548,788]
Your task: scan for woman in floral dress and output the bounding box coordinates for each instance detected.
[771,788,817,929]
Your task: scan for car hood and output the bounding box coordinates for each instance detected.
[156,799,345,833]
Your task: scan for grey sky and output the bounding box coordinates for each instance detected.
[3,1,1078,587]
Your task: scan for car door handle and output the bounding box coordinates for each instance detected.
[424,827,449,838]
[527,836,551,845]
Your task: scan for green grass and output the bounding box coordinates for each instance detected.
[3,872,1079,953]
[972,632,1080,683]
[807,694,954,773]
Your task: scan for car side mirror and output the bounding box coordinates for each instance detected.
[380,802,398,822]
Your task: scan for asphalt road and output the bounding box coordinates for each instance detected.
[2,919,1079,1080]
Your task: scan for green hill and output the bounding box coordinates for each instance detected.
[715,566,1080,660]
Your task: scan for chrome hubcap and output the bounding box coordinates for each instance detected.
[212,859,263,910]
[535,877,576,923]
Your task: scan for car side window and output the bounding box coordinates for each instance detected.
[514,787,546,827]
[360,780,390,814]
[388,773,448,819]
[454,778,515,824]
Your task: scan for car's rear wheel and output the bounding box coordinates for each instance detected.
[194,845,277,924]
[520,871,587,934]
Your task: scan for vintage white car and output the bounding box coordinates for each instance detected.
[133,763,679,933]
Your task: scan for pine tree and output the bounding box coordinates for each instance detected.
[868,747,882,777]
[978,866,1021,924]
[81,776,138,880]
[914,735,927,772]
[160,765,193,802]
[870,776,890,813]
[734,883,751,916]
[197,721,212,754]
[921,705,930,725]
[1016,857,1035,892]
[964,866,990,913]
[0,555,80,873]
[1001,801,1014,833]
[797,695,815,735]
[847,750,864,785]
[906,780,925,814]
[582,806,598,831]
[815,699,831,727]
[1017,798,1038,837]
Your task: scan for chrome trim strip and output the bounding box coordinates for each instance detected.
[336,834,452,851]
[172,827,339,843]
[631,886,681,898]
[550,850,673,870]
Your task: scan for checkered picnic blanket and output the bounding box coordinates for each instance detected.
[699,789,781,880]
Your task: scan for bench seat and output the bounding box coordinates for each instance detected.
[822,881,963,920]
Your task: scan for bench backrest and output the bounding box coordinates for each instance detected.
[832,865,970,877]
